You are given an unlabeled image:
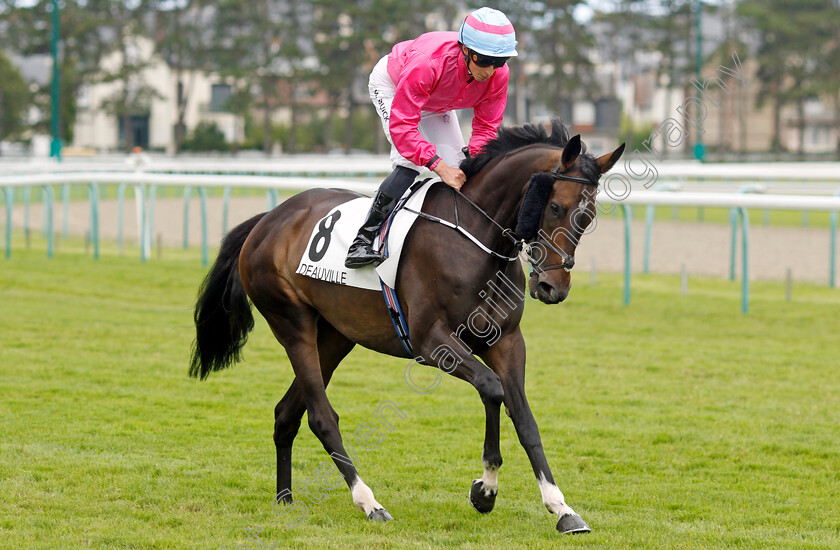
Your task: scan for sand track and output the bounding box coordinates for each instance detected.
[11,196,836,285]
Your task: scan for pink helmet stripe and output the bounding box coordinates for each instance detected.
[465,14,514,35]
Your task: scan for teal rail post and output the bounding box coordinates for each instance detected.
[2,187,12,259]
[89,183,99,259]
[643,184,680,273]
[41,187,49,238]
[43,185,55,258]
[61,183,70,238]
[117,182,128,252]
[830,189,840,288]
[23,186,31,246]
[199,187,208,266]
[730,185,762,281]
[222,186,232,236]
[734,207,750,313]
[267,189,278,211]
[182,185,209,265]
[621,203,632,305]
[183,186,191,249]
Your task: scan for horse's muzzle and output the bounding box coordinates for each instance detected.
[529,275,570,304]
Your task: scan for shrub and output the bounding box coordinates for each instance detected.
[182,121,229,152]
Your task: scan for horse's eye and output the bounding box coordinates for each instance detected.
[550,202,566,219]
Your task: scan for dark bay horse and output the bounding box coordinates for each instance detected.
[190,118,624,535]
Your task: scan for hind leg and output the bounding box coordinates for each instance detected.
[266,310,392,521]
[274,319,354,503]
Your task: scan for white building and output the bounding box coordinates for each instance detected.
[72,36,242,154]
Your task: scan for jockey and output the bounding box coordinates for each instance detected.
[345,7,518,269]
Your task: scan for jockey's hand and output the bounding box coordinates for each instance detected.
[433,161,466,190]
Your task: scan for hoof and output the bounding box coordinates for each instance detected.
[556,513,591,534]
[367,508,393,522]
[469,480,497,514]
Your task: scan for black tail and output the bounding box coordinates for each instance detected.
[189,212,267,380]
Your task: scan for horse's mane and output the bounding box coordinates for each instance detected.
[461,117,600,184]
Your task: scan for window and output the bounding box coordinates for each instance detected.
[595,98,620,131]
[210,83,232,113]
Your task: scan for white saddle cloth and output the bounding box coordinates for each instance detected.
[295,179,436,290]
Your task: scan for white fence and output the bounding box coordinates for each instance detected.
[3,160,840,312]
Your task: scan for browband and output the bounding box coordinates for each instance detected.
[549,157,597,185]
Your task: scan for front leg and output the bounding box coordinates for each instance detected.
[470,352,504,515]
[483,329,591,534]
[413,321,505,514]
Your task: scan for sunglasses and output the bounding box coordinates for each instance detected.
[468,49,508,69]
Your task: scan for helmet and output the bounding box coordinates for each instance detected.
[458,7,518,58]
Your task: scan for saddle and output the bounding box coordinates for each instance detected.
[295,178,436,291]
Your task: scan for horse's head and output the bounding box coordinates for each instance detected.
[460,118,625,304]
[518,135,625,304]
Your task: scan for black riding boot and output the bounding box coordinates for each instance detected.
[345,166,418,269]
[344,191,398,268]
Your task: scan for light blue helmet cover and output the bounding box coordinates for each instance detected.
[458,7,518,57]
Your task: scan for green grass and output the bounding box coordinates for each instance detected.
[2,245,839,549]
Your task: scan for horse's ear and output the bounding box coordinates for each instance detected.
[595,143,626,174]
[561,134,582,170]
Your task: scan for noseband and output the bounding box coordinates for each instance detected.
[450,166,596,277]
[520,172,592,276]
[518,157,599,276]
[401,164,597,272]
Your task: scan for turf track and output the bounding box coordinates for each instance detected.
[1,243,839,549]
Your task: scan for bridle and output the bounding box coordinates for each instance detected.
[523,168,597,277]
[399,159,597,273]
[452,161,597,276]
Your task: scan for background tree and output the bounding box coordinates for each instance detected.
[824,5,840,157]
[485,0,534,125]
[0,51,31,150]
[0,0,111,144]
[526,0,598,125]
[273,0,311,154]
[310,0,437,152]
[809,0,840,158]
[208,0,256,154]
[79,0,162,152]
[151,0,216,154]
[211,0,296,155]
[6,0,836,157]
[650,0,694,156]
[705,2,748,157]
[737,0,838,156]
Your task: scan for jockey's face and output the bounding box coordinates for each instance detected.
[462,46,501,82]
[469,60,497,81]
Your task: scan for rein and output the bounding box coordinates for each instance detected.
[400,168,596,272]
[401,190,520,262]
